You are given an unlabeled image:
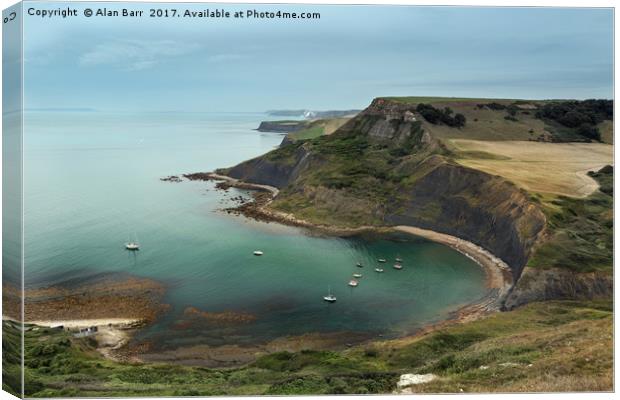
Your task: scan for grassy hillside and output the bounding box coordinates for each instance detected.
[383,97,613,144]
[2,320,22,397]
[11,299,611,396]
[526,166,613,273]
[269,118,437,227]
[288,117,351,140]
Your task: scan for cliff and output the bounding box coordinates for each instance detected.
[503,267,612,310]
[256,120,308,133]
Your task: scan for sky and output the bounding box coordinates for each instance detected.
[19,3,614,112]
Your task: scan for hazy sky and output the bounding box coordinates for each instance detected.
[22,3,613,112]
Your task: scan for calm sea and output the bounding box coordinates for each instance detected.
[23,111,486,348]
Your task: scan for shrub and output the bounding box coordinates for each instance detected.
[416,104,466,127]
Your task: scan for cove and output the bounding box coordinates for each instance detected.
[22,111,487,356]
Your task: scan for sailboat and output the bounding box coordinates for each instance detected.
[125,234,140,250]
[323,286,337,303]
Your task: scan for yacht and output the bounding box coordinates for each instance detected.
[253,250,264,256]
[125,242,140,251]
[323,286,337,303]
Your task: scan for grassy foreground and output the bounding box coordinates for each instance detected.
[4,299,611,397]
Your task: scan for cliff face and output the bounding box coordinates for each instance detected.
[223,144,312,188]
[504,267,613,310]
[385,161,546,279]
[256,121,307,133]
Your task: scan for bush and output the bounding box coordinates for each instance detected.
[416,103,466,127]
[535,99,612,140]
[576,123,601,141]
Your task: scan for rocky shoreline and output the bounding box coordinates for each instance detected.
[3,274,169,362]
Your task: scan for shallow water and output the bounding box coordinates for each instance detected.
[23,111,487,348]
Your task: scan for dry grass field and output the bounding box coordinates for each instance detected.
[450,139,613,198]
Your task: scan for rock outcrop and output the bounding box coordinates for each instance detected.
[221,143,313,188]
[256,121,308,133]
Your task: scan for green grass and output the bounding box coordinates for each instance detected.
[527,166,613,272]
[2,320,22,397]
[10,299,612,396]
[289,124,324,140]
[270,123,434,227]
[381,96,522,104]
[263,120,305,125]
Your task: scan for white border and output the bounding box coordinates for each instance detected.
[0,1,616,400]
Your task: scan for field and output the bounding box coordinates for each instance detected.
[450,139,613,198]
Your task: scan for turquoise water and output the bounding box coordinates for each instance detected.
[23,111,486,348]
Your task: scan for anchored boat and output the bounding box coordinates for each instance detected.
[323,286,337,303]
[253,250,264,256]
[125,242,140,251]
[348,279,359,287]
